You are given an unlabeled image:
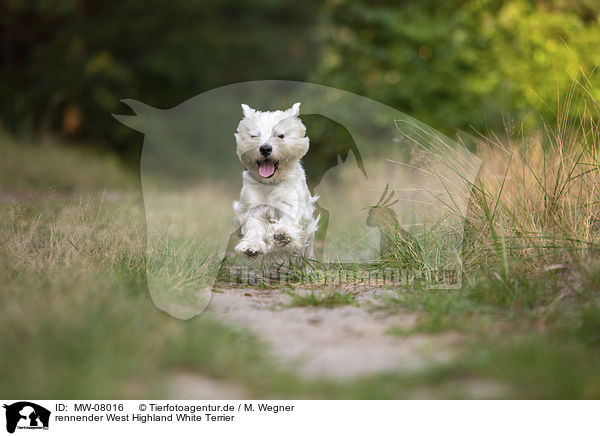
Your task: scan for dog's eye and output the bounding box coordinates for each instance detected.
[250,135,258,138]
[277,134,284,139]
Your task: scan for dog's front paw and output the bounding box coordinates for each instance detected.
[235,239,267,258]
[273,232,292,247]
[244,248,261,258]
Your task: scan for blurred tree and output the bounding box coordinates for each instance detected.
[0,0,321,158]
[312,0,600,133]
[2,0,600,157]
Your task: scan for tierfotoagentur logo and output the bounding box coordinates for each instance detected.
[3,402,50,434]
[114,81,481,319]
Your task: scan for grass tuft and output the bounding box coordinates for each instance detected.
[286,290,357,308]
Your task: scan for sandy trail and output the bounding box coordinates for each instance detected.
[165,287,514,399]
[204,287,461,379]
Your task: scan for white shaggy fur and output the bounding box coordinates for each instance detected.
[233,102,319,259]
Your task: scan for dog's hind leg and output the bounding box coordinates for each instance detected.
[270,214,304,252]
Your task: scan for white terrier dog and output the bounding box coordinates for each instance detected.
[233,102,319,260]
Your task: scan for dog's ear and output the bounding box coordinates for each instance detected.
[241,104,255,118]
[287,102,301,117]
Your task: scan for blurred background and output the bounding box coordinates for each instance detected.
[2,0,600,400]
[2,0,600,163]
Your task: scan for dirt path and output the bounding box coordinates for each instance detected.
[204,288,461,379]
[165,287,513,399]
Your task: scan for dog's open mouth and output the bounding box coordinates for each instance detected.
[257,158,278,178]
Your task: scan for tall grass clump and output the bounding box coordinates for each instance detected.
[463,79,600,287]
[386,77,600,334]
[445,76,600,324]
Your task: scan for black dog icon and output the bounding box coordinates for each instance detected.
[3,402,50,434]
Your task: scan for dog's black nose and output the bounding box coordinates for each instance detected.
[259,144,272,156]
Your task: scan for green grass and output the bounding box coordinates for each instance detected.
[0,191,505,399]
[0,135,444,399]
[3,89,600,401]
[0,130,135,194]
[375,80,600,398]
[4,188,597,399]
[381,265,600,398]
[286,290,357,308]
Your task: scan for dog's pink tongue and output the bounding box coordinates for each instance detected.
[258,160,275,178]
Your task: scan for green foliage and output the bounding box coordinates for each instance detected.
[3,0,600,153]
[1,0,320,156]
[3,0,600,155]
[313,0,600,132]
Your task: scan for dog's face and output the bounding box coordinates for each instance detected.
[235,102,309,183]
